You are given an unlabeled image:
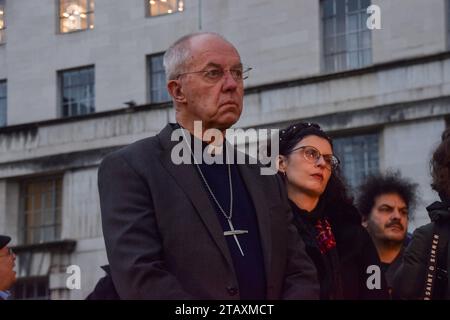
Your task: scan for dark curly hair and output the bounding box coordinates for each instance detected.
[278,122,360,224]
[279,122,333,155]
[430,128,450,199]
[356,171,418,220]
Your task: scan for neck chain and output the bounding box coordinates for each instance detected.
[180,126,247,256]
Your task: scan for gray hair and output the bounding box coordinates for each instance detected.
[163,32,234,81]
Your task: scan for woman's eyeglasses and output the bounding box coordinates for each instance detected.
[290,145,340,170]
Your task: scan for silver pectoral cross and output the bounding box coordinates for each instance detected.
[223,219,248,256]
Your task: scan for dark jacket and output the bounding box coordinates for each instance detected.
[382,234,411,292]
[393,200,450,300]
[86,265,120,300]
[290,199,389,300]
[98,123,319,299]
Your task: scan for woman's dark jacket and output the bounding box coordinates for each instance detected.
[393,199,450,300]
[289,199,389,300]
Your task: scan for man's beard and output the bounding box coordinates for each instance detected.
[381,221,406,245]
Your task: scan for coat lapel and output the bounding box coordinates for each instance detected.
[237,162,272,282]
[157,124,235,271]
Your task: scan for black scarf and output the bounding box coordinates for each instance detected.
[289,199,344,300]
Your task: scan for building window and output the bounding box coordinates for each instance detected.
[147,0,184,17]
[0,80,6,127]
[59,0,94,33]
[333,133,379,190]
[148,54,170,103]
[59,66,95,117]
[20,177,63,245]
[0,0,5,44]
[12,277,50,300]
[322,0,372,72]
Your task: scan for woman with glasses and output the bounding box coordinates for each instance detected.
[277,122,388,300]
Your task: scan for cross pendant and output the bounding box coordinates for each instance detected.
[223,219,248,256]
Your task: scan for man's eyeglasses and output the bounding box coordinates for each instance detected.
[177,67,252,83]
[291,145,340,170]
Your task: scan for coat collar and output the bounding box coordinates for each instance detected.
[427,200,450,222]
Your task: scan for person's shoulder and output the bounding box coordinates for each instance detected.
[333,211,373,257]
[330,203,364,238]
[414,222,434,233]
[402,222,435,265]
[336,220,370,244]
[234,150,279,180]
[120,135,161,157]
[246,162,284,188]
[102,135,161,165]
[411,222,434,242]
[330,201,361,224]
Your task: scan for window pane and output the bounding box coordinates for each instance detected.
[336,53,347,71]
[60,66,95,117]
[359,11,367,29]
[361,0,371,10]
[347,51,359,69]
[336,35,346,52]
[333,133,379,191]
[324,37,336,55]
[323,0,335,18]
[322,0,372,72]
[362,49,372,66]
[151,54,164,71]
[347,0,360,12]
[348,14,359,31]
[347,33,358,50]
[325,56,335,73]
[0,80,5,96]
[336,6,346,34]
[0,0,5,44]
[12,277,49,300]
[324,18,336,37]
[60,0,94,33]
[21,177,63,244]
[361,30,371,49]
[148,0,183,17]
[148,54,170,103]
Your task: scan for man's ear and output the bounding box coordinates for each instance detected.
[167,80,186,104]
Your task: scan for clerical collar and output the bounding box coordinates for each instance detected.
[174,123,227,158]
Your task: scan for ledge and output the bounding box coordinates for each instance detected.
[1,51,449,134]
[244,51,450,94]
[11,239,77,254]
